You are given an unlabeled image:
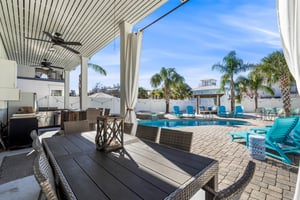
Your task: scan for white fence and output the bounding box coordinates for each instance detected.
[37,95,300,114]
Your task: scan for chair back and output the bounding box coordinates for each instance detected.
[104,108,110,116]
[63,120,90,135]
[266,117,299,143]
[136,124,160,142]
[173,106,180,113]
[235,105,243,113]
[33,152,58,200]
[159,128,193,151]
[86,108,101,130]
[217,106,226,115]
[186,105,194,115]
[124,123,134,134]
[30,130,43,152]
[204,161,255,200]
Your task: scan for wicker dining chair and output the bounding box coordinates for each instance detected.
[124,122,134,134]
[63,120,90,135]
[136,124,160,142]
[104,108,110,116]
[203,161,256,200]
[30,130,43,152]
[159,128,193,151]
[33,152,59,200]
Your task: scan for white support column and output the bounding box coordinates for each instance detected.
[64,70,70,109]
[119,21,133,116]
[80,56,88,110]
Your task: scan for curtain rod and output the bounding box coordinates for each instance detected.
[140,0,190,32]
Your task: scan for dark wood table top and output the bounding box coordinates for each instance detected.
[43,131,218,200]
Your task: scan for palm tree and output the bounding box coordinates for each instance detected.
[150,89,164,99]
[257,51,294,116]
[236,66,274,110]
[172,83,193,100]
[79,63,106,97]
[138,87,149,99]
[88,63,107,76]
[150,67,184,113]
[212,51,252,112]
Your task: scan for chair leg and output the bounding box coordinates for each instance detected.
[266,143,293,164]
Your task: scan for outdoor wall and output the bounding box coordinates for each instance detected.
[17,78,64,101]
[33,94,300,115]
[220,94,300,112]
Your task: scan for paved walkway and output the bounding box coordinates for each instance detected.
[178,117,299,200]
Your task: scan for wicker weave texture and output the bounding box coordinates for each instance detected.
[203,161,256,200]
[63,120,90,135]
[159,128,193,152]
[124,123,133,134]
[136,124,160,142]
[33,152,58,200]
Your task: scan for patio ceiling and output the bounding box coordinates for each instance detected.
[0,0,167,70]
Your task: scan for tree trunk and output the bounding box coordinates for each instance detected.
[230,76,235,112]
[280,73,291,116]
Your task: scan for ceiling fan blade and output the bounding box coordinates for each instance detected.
[25,37,51,43]
[63,41,82,46]
[50,65,64,70]
[43,31,53,38]
[60,44,80,54]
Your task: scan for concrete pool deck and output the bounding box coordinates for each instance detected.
[0,114,299,200]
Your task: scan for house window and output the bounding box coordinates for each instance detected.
[51,90,62,96]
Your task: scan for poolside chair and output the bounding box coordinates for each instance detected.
[217,106,229,117]
[33,152,58,200]
[159,128,193,152]
[186,105,195,117]
[124,122,133,134]
[173,105,183,117]
[228,117,299,164]
[136,124,160,142]
[203,161,256,200]
[63,120,90,135]
[234,105,244,118]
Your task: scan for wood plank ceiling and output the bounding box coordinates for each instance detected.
[0,0,167,70]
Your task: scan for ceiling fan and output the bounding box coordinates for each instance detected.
[25,31,82,54]
[31,59,64,70]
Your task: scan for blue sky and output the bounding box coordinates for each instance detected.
[70,0,281,92]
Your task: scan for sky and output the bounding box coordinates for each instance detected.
[69,0,281,93]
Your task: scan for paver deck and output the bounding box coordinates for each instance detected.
[180,117,299,200]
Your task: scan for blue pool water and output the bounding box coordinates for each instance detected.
[138,119,250,128]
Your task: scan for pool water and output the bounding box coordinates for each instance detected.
[138,119,250,128]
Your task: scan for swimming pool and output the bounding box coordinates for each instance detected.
[138,119,250,128]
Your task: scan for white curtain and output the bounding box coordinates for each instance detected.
[277,0,300,91]
[124,31,143,124]
[276,1,300,199]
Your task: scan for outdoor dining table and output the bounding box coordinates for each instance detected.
[42,131,218,200]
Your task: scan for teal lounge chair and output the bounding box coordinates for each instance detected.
[234,105,244,118]
[228,117,299,164]
[217,106,229,117]
[186,105,195,117]
[173,105,183,117]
